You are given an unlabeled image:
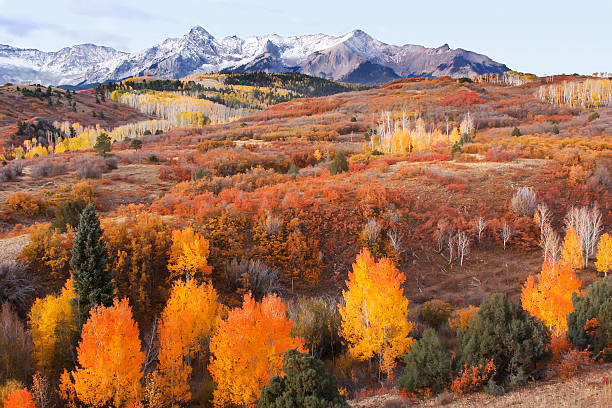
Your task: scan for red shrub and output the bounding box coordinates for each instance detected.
[485,148,517,162]
[440,90,485,109]
[558,349,591,379]
[451,360,496,395]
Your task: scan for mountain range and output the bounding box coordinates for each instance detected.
[0,26,509,88]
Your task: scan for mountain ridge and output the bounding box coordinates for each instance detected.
[0,26,510,88]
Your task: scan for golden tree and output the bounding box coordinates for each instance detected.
[61,298,144,407]
[209,293,305,407]
[168,227,212,281]
[29,279,76,375]
[561,228,584,270]
[595,233,612,277]
[339,248,414,377]
[521,262,582,335]
[157,279,220,406]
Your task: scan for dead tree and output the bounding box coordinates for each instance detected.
[501,221,513,250]
[456,230,470,266]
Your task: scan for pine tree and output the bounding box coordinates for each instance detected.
[70,204,114,323]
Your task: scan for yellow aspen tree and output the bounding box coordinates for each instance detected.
[168,227,213,282]
[29,279,76,375]
[561,228,584,270]
[157,279,220,406]
[595,233,612,277]
[339,248,414,378]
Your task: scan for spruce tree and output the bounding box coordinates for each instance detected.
[70,203,114,323]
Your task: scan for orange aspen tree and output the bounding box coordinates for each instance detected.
[168,227,213,281]
[339,248,414,378]
[521,262,582,335]
[157,279,220,406]
[561,228,584,270]
[209,293,305,407]
[3,388,36,408]
[60,298,144,407]
[595,233,612,276]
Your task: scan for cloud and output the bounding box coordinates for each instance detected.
[0,16,80,38]
[71,2,172,22]
[0,16,130,50]
[207,0,282,13]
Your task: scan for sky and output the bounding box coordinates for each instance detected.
[0,0,610,76]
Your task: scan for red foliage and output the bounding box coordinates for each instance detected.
[450,360,496,395]
[440,90,485,109]
[159,165,193,181]
[558,349,591,379]
[485,148,517,162]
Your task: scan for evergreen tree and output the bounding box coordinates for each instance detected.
[94,132,111,156]
[399,328,452,395]
[329,151,348,175]
[70,204,114,323]
[259,349,348,408]
[459,293,550,382]
[567,276,612,358]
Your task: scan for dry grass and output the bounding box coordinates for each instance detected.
[0,234,30,263]
[351,364,612,408]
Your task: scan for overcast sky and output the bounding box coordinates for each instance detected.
[1,0,610,76]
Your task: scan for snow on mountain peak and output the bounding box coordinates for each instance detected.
[0,27,509,87]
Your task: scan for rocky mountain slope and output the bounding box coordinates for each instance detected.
[0,26,509,87]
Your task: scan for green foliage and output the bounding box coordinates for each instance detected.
[459,293,550,382]
[588,111,600,122]
[451,141,462,155]
[551,125,560,135]
[93,132,111,157]
[130,139,143,150]
[329,151,348,175]
[287,164,299,175]
[421,300,452,329]
[191,168,210,182]
[70,204,114,323]
[259,349,348,408]
[399,328,452,395]
[483,378,505,396]
[511,127,522,137]
[459,77,473,83]
[53,199,87,232]
[460,133,473,144]
[567,276,612,356]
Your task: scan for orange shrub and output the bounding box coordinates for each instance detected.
[6,192,45,216]
[449,306,479,330]
[450,360,496,395]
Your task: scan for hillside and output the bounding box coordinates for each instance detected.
[1,73,611,407]
[0,83,152,151]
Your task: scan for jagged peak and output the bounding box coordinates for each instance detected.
[187,25,214,39]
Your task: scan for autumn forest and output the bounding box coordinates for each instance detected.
[1,70,612,407]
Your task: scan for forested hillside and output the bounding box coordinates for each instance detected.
[1,72,611,407]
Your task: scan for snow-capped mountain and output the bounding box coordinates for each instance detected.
[0,27,509,88]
